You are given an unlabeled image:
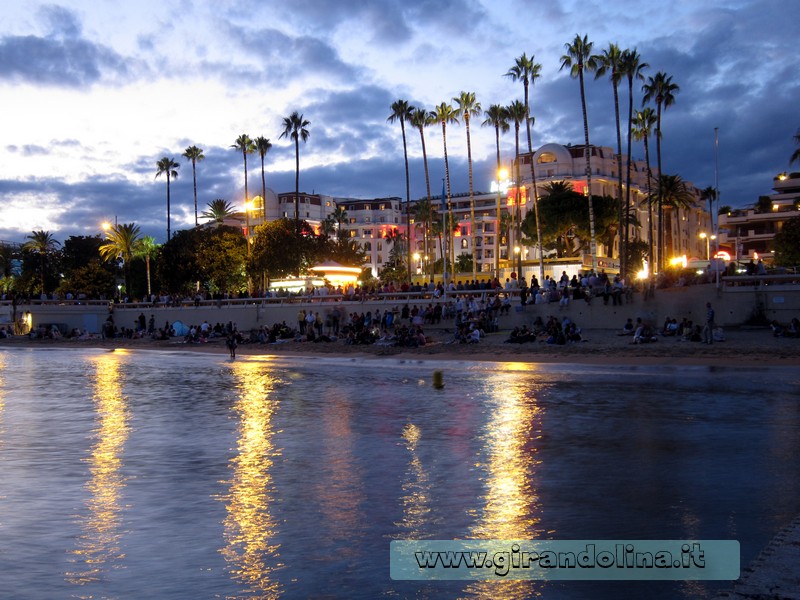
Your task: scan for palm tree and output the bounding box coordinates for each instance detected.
[182,145,204,226]
[202,199,236,224]
[506,52,545,283]
[620,48,648,277]
[133,235,158,296]
[642,71,680,271]
[255,136,273,221]
[413,197,436,278]
[433,102,459,278]
[594,43,625,272]
[453,91,482,282]
[561,34,599,268]
[482,104,510,277]
[506,99,527,276]
[23,230,60,294]
[231,134,255,236]
[643,175,695,259]
[279,111,310,228]
[330,206,348,241]
[790,130,800,166]
[388,100,415,281]
[633,108,658,270]
[700,186,718,222]
[410,108,434,202]
[99,223,142,297]
[155,157,179,241]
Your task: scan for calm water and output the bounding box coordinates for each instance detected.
[0,348,798,600]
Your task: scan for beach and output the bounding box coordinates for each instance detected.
[3,326,799,366]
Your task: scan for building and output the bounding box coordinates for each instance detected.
[336,197,406,277]
[718,171,800,264]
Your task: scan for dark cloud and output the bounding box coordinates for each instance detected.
[38,4,82,38]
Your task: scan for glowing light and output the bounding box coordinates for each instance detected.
[715,250,731,261]
[670,255,688,268]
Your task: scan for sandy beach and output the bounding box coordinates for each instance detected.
[3,326,799,367]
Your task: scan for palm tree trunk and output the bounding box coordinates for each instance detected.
[655,103,664,272]
[579,69,597,269]
[166,173,172,241]
[494,127,502,278]
[443,126,454,281]
[261,157,267,222]
[294,138,300,226]
[624,77,635,278]
[466,116,477,283]
[145,255,152,296]
[644,135,654,276]
[401,118,412,282]
[192,160,198,226]
[612,80,624,275]
[524,81,545,285]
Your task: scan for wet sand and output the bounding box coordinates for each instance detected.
[3,327,799,366]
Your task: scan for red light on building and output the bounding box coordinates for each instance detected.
[506,186,528,206]
[573,180,588,195]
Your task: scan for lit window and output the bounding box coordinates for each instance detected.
[349,230,356,238]
[379,204,385,210]
[538,152,557,164]
[349,218,357,224]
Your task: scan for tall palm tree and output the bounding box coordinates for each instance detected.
[388,100,415,281]
[99,223,142,298]
[433,102,459,278]
[700,186,718,223]
[561,34,599,268]
[23,230,60,294]
[231,134,255,235]
[620,48,648,277]
[202,199,236,224]
[410,108,434,203]
[506,100,527,276]
[182,145,205,227]
[482,104,510,277]
[133,235,158,296]
[643,174,695,259]
[506,52,545,283]
[642,71,680,271]
[155,157,179,241]
[594,43,625,272]
[453,91,482,282]
[280,111,310,228]
[255,136,273,221]
[633,107,658,269]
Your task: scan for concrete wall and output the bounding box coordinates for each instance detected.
[7,281,798,335]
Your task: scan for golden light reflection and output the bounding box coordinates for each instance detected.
[66,352,130,586]
[0,354,5,452]
[219,360,282,598]
[467,375,545,599]
[393,423,432,539]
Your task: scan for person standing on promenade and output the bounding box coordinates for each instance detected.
[703,302,715,344]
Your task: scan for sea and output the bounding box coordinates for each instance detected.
[0,347,798,599]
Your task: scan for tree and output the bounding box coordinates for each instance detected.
[433,102,459,278]
[202,199,236,224]
[155,157,179,241]
[413,197,436,278]
[182,145,205,226]
[255,136,273,221]
[482,104,510,276]
[642,71,680,271]
[700,186,717,223]
[231,134,255,231]
[506,100,527,272]
[561,34,599,268]
[133,235,158,296]
[633,107,658,272]
[249,218,316,280]
[453,91,481,282]
[99,223,142,298]
[594,43,625,272]
[388,100,415,281]
[23,230,60,294]
[280,111,310,227]
[774,216,800,266]
[196,226,247,294]
[790,130,800,166]
[642,175,695,259]
[620,48,648,277]
[506,52,544,283]
[410,107,434,203]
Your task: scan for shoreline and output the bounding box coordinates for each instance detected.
[3,327,799,367]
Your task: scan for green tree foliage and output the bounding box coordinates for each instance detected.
[23,230,61,294]
[57,262,115,298]
[774,216,800,267]
[248,218,317,280]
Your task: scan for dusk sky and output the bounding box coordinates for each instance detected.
[1,0,797,244]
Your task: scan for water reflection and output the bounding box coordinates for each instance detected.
[0,353,5,451]
[66,351,131,587]
[394,422,432,539]
[466,369,545,599]
[220,360,282,598]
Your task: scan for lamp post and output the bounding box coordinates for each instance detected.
[699,232,716,261]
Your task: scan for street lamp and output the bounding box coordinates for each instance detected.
[699,232,716,261]
[494,168,510,278]
[413,252,421,275]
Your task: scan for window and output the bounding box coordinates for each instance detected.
[365,204,371,211]
[461,238,468,249]
[363,242,371,251]
[363,229,372,237]
[484,236,493,245]
[380,217,386,223]
[349,218,357,224]
[349,230,357,238]
[364,217,371,223]
[538,152,557,164]
[377,255,383,263]
[379,203,385,210]
[377,242,383,251]
[326,201,331,207]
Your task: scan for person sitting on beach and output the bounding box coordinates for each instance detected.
[619,318,635,336]
[632,320,657,344]
[787,318,800,338]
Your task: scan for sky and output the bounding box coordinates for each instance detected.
[1,0,798,244]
